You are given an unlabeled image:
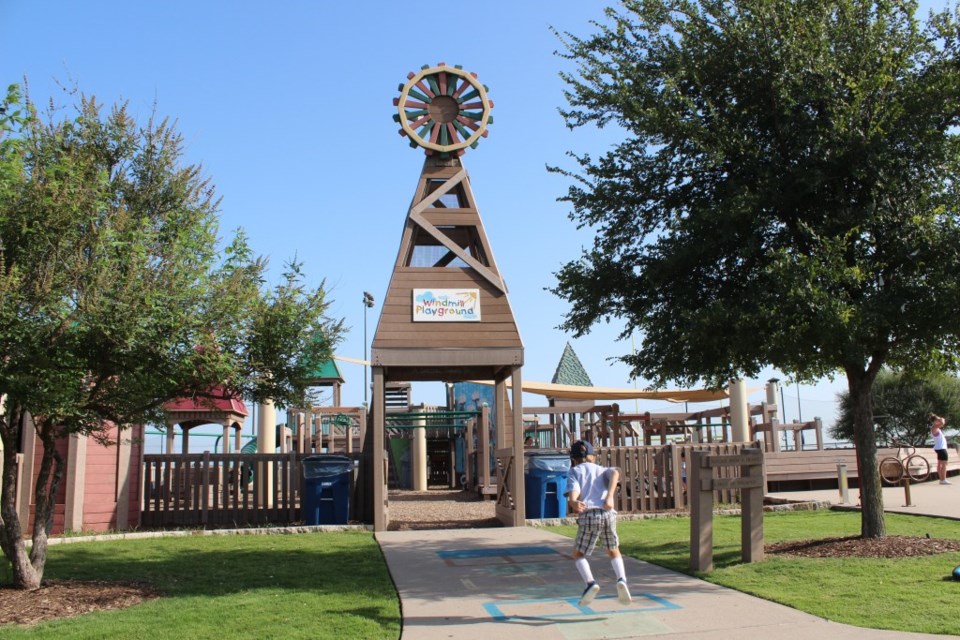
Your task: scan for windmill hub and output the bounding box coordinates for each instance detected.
[429,95,460,123]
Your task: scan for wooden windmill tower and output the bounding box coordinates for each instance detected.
[368,63,525,530]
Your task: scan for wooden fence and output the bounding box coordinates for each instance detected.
[142,452,315,528]
[596,442,757,514]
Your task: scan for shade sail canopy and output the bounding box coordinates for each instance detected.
[471,379,731,403]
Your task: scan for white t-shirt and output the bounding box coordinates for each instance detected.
[566,461,615,510]
[933,429,948,451]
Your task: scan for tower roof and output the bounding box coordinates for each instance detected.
[551,343,593,387]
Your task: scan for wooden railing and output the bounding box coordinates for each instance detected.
[142,452,307,528]
[595,442,759,514]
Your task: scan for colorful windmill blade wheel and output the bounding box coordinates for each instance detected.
[393,63,494,156]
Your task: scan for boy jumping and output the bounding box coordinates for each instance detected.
[565,440,631,606]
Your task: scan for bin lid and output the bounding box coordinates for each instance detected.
[525,453,570,472]
[302,455,354,478]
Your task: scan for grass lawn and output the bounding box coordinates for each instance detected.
[554,509,960,636]
[0,532,400,640]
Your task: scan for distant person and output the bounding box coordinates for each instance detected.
[564,440,632,607]
[524,436,536,448]
[931,414,951,485]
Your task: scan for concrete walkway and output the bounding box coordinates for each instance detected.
[377,481,959,639]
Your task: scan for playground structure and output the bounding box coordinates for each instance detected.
[8,63,960,535]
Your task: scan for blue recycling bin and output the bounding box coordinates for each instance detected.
[524,452,571,519]
[302,455,353,525]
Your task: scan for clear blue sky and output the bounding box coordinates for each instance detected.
[3,1,946,443]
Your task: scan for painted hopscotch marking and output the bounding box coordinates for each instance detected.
[437,545,570,567]
[482,592,681,622]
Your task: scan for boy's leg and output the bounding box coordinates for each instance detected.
[601,511,632,605]
[574,514,603,605]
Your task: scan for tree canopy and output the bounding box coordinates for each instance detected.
[551,0,960,538]
[0,84,343,589]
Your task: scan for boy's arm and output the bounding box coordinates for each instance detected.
[565,486,584,513]
[603,467,621,511]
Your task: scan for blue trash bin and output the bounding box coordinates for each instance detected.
[302,455,353,525]
[524,452,571,519]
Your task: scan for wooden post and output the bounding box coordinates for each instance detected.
[511,367,525,524]
[480,403,491,494]
[465,417,475,491]
[372,367,387,532]
[690,448,765,572]
[690,450,714,572]
[837,464,849,504]
[741,447,764,563]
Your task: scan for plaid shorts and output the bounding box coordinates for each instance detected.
[574,508,619,555]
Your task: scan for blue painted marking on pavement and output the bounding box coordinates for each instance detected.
[437,546,559,559]
[482,592,681,621]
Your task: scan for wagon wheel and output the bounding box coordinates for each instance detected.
[879,456,904,485]
[393,63,494,156]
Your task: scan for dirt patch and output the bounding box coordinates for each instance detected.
[387,488,500,530]
[767,535,960,558]
[0,580,160,626]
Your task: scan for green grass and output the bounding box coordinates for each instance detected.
[554,510,960,636]
[1,532,400,640]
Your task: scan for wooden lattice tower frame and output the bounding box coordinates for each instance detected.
[369,64,525,531]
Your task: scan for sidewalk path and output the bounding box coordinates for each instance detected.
[769,473,960,520]
[377,526,946,639]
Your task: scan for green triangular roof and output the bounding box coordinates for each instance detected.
[551,343,593,387]
[305,357,344,384]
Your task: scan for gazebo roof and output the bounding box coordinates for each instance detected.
[305,357,345,385]
[163,386,248,416]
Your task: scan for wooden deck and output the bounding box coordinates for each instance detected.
[764,446,960,490]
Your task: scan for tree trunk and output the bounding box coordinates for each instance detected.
[29,419,64,584]
[847,369,885,539]
[0,404,43,590]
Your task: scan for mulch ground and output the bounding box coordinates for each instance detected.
[0,579,159,626]
[766,534,960,558]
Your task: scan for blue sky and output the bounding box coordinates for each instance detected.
[3,1,947,444]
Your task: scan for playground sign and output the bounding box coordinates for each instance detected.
[413,289,481,322]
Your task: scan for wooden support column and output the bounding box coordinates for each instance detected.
[412,414,427,491]
[222,424,231,453]
[511,367,525,524]
[372,367,387,532]
[479,404,491,494]
[16,412,37,528]
[166,421,176,455]
[728,379,748,442]
[116,427,133,530]
[63,432,87,532]
[257,399,275,507]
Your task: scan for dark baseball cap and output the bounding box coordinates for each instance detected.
[570,440,594,459]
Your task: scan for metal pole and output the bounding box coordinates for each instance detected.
[363,292,375,407]
[796,382,802,423]
[363,304,367,406]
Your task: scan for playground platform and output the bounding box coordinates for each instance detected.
[378,480,960,639]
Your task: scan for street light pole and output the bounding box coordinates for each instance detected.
[796,382,802,423]
[363,292,375,407]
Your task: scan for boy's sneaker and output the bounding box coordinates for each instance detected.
[941,480,952,485]
[578,581,600,606]
[616,578,632,605]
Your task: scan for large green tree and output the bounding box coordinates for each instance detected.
[832,369,960,445]
[0,85,343,590]
[551,0,960,538]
